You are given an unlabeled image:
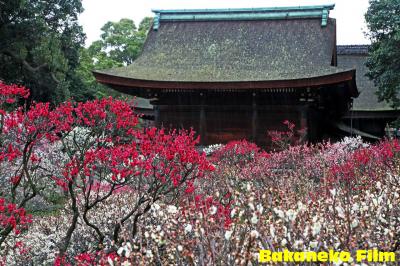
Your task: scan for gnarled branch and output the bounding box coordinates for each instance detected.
[1,50,60,83]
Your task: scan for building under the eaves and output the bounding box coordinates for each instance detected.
[94,5,360,148]
[337,45,399,138]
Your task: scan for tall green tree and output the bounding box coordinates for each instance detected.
[0,0,85,103]
[77,17,152,99]
[365,0,400,108]
[100,18,142,65]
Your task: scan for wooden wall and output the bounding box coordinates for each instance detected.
[154,104,312,148]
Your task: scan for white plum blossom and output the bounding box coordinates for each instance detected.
[117,242,132,258]
[251,214,259,224]
[145,249,153,258]
[270,225,276,238]
[285,209,297,221]
[273,208,285,219]
[297,201,305,212]
[151,203,160,211]
[202,143,224,155]
[184,224,193,233]
[352,203,359,212]
[312,221,322,236]
[210,206,218,215]
[167,205,178,214]
[335,206,345,219]
[225,230,233,240]
[257,204,264,213]
[246,183,251,192]
[248,202,255,210]
[351,219,359,228]
[250,230,259,238]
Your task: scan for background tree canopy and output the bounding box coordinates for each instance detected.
[0,0,86,103]
[77,17,152,99]
[0,0,152,103]
[365,0,400,108]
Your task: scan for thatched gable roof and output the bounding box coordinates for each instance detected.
[94,6,356,94]
[337,45,392,111]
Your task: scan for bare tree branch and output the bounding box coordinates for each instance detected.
[2,50,48,72]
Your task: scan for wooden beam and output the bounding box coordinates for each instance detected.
[93,70,358,97]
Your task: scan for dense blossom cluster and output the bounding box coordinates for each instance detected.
[0,198,31,234]
[0,82,400,265]
[12,137,400,265]
[0,82,30,109]
[0,82,213,264]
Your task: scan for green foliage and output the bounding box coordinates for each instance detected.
[77,17,152,99]
[100,19,139,65]
[365,0,400,108]
[0,0,85,104]
[0,0,152,103]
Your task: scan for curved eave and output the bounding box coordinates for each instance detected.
[93,69,358,97]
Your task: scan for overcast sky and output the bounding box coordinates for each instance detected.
[79,0,371,46]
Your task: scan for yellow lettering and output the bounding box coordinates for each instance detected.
[259,249,395,264]
[259,250,271,262]
[294,252,304,262]
[318,252,328,262]
[329,250,339,262]
[272,251,282,262]
[368,249,373,262]
[339,252,351,262]
[305,251,317,262]
[380,252,396,262]
[283,250,294,262]
[373,249,379,262]
[356,250,367,262]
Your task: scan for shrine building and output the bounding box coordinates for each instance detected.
[94,5,362,147]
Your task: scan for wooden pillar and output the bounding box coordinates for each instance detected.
[252,93,257,142]
[154,105,160,127]
[299,106,308,141]
[199,93,206,145]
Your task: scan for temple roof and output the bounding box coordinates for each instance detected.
[337,45,392,111]
[94,6,357,95]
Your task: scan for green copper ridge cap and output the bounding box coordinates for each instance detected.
[152,5,335,30]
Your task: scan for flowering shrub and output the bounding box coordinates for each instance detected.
[0,83,213,264]
[52,137,399,265]
[267,120,307,150]
[1,81,400,265]
[201,143,224,156]
[0,198,31,235]
[0,82,29,109]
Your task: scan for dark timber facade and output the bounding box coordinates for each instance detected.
[338,45,400,139]
[94,5,360,147]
